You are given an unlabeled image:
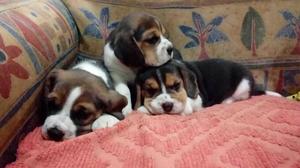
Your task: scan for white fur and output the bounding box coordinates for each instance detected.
[42,87,82,140]
[73,61,109,86]
[103,44,135,116]
[144,79,203,115]
[222,78,250,104]
[187,95,203,114]
[137,106,150,114]
[150,35,173,66]
[144,94,203,116]
[147,93,186,115]
[104,34,173,116]
[92,114,120,130]
[115,83,132,116]
[148,78,185,115]
[222,98,235,104]
[266,91,282,97]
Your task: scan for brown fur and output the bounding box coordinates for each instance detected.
[45,69,127,134]
[164,73,187,104]
[108,12,168,67]
[140,73,188,110]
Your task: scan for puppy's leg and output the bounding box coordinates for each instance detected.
[137,106,150,114]
[92,114,120,130]
[115,83,133,116]
[222,98,235,104]
[183,95,203,115]
[191,95,204,112]
[182,101,193,116]
[222,78,250,104]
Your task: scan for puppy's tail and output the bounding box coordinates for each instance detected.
[251,85,282,97]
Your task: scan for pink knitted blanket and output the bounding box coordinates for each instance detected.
[7,96,300,168]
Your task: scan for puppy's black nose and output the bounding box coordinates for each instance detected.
[167,47,173,56]
[162,102,174,113]
[47,127,64,141]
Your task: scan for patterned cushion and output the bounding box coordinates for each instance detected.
[0,0,79,156]
[63,0,300,95]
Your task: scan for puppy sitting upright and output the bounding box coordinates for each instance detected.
[42,61,127,141]
[135,59,281,115]
[104,12,174,116]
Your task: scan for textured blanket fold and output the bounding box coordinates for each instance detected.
[7,96,300,168]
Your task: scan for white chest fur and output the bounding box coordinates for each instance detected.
[73,61,109,86]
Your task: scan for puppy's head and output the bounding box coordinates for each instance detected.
[42,69,127,141]
[108,12,173,67]
[135,60,199,115]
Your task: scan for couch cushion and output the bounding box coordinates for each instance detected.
[0,0,79,157]
[63,0,300,95]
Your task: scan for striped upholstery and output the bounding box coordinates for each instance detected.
[0,0,79,161]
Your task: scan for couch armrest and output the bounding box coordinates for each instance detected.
[0,0,79,164]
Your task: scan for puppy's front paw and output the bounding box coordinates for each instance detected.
[92,114,120,130]
[137,106,150,115]
[122,104,133,116]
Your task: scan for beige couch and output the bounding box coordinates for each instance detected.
[1,0,299,166]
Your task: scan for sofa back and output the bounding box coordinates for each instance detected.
[64,0,300,96]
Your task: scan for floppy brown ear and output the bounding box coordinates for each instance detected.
[104,90,128,113]
[111,30,145,67]
[44,69,64,97]
[177,65,199,99]
[43,69,64,115]
[133,84,142,110]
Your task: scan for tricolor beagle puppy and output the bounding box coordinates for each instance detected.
[42,61,127,141]
[104,12,174,116]
[135,59,281,115]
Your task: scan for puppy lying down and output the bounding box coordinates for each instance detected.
[42,61,127,141]
[135,59,281,115]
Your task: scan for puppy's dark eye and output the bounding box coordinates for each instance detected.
[169,82,181,91]
[145,36,159,45]
[76,110,90,119]
[146,88,158,97]
[47,98,60,112]
[71,107,91,121]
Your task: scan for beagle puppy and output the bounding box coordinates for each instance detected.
[42,61,127,141]
[103,12,174,116]
[135,59,281,115]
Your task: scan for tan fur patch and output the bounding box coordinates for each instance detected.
[123,13,165,66]
[140,28,162,65]
[143,97,155,112]
[141,28,160,40]
[142,78,160,98]
[144,78,160,89]
[164,73,188,104]
[165,73,181,87]
[170,88,187,105]
[143,47,158,65]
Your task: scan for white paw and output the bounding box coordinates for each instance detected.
[92,114,120,130]
[122,104,133,116]
[114,83,133,116]
[137,106,150,115]
[266,91,282,97]
[222,97,235,104]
